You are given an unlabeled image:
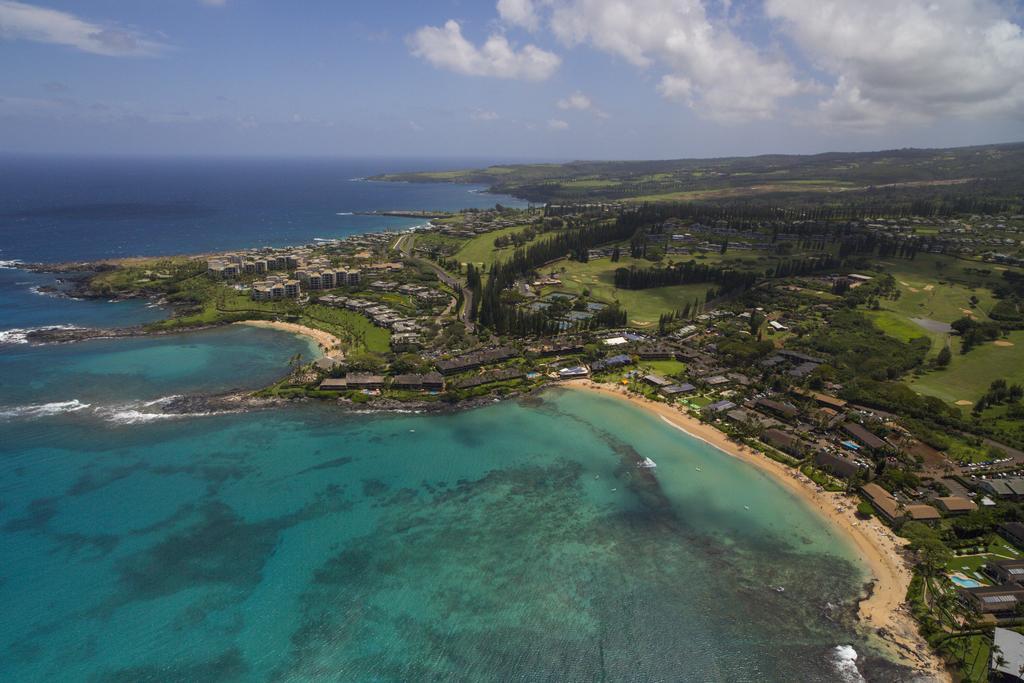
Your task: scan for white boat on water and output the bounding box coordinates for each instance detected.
[639,457,657,469]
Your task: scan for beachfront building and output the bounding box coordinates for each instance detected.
[936,496,978,516]
[284,280,301,298]
[988,559,1024,586]
[959,584,1024,617]
[860,483,902,524]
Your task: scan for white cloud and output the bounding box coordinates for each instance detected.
[497,0,540,31]
[765,0,1024,127]
[471,108,500,121]
[547,118,569,129]
[0,0,165,56]
[557,91,592,110]
[541,0,803,122]
[408,19,560,81]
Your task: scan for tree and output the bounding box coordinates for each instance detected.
[902,521,952,577]
[936,345,952,367]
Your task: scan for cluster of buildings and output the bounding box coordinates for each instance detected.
[207,249,306,279]
[318,294,422,336]
[435,210,530,238]
[251,274,302,300]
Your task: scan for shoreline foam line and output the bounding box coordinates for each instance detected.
[559,380,949,681]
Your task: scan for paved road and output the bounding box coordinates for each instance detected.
[395,232,475,330]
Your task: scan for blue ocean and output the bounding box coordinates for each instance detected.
[0,156,528,264]
[0,158,899,681]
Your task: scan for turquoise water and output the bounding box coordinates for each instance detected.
[0,325,314,420]
[1,378,903,680]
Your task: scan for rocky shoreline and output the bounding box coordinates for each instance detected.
[22,323,217,345]
[159,388,523,417]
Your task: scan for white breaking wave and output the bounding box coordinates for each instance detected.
[95,396,229,424]
[0,259,25,269]
[0,324,82,344]
[0,400,91,420]
[831,645,865,683]
[98,409,203,425]
[335,211,354,215]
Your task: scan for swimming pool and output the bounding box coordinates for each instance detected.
[950,575,982,588]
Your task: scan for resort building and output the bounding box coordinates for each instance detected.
[344,374,385,390]
[842,422,888,451]
[813,450,866,480]
[318,378,347,391]
[988,559,1024,586]
[860,483,902,524]
[936,496,978,516]
[761,429,807,457]
[283,280,301,298]
[960,584,1024,616]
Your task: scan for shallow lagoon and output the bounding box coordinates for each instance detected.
[0,377,907,680]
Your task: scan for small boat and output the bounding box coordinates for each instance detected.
[639,457,657,469]
[695,467,702,472]
[773,585,785,593]
[744,505,750,510]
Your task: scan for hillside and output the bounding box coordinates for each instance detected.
[373,142,1024,206]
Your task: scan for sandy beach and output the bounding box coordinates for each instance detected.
[563,380,949,681]
[235,320,344,359]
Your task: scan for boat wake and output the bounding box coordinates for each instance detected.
[0,324,82,344]
[830,645,865,682]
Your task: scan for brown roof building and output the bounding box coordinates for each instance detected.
[936,496,978,516]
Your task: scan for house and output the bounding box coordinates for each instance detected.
[637,345,677,360]
[842,422,888,451]
[761,429,807,457]
[991,628,1024,680]
[905,504,941,522]
[660,383,696,398]
[980,478,1024,500]
[814,450,865,480]
[591,354,632,372]
[756,398,800,420]
[344,373,385,389]
[960,584,1024,616]
[861,483,902,524]
[989,559,1024,586]
[318,378,347,391]
[1000,523,1024,548]
[557,366,590,379]
[643,374,673,388]
[792,388,848,410]
[392,374,423,390]
[936,496,978,516]
[420,372,445,391]
[703,400,736,415]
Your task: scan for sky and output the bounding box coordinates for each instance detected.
[0,0,1022,161]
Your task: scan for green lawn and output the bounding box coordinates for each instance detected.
[455,224,533,266]
[546,257,712,327]
[639,359,687,377]
[867,309,944,357]
[910,331,1024,405]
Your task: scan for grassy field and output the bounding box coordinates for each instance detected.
[454,224,532,266]
[546,257,712,327]
[639,359,687,377]
[866,310,946,357]
[910,331,1024,405]
[149,289,391,353]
